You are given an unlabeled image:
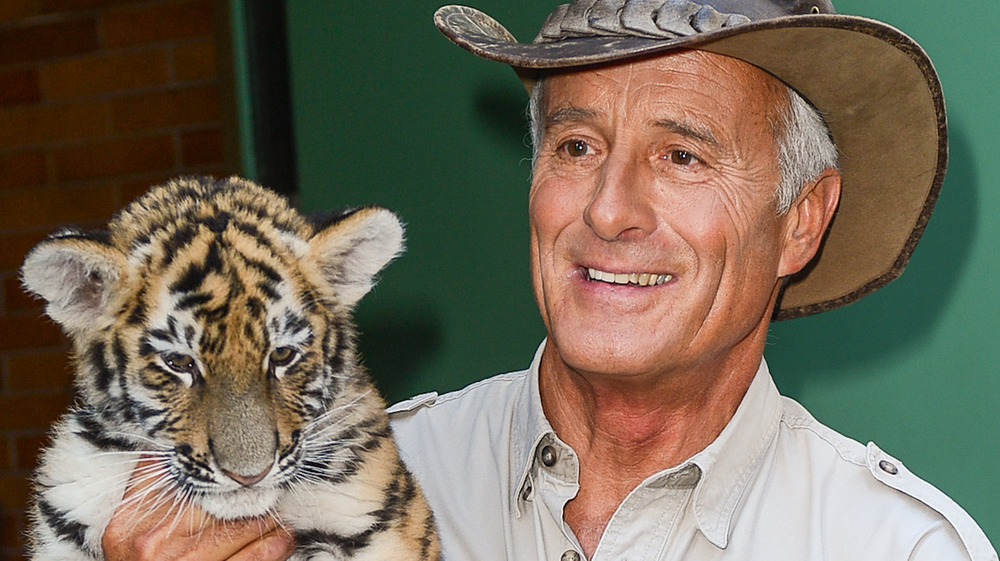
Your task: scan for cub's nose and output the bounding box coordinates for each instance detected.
[221,463,273,487]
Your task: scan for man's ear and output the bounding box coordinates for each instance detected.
[778,169,841,277]
[307,207,405,308]
[20,231,127,335]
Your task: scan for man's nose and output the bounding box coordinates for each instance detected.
[583,147,657,241]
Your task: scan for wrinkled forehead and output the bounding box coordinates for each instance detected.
[539,49,789,136]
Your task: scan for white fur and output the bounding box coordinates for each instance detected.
[311,208,405,307]
[20,237,125,335]
[32,418,137,559]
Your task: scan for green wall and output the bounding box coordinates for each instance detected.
[284,0,999,546]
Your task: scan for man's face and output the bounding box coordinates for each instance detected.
[530,50,801,381]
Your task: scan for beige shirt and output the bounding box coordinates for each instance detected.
[389,342,996,561]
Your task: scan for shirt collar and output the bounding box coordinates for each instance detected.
[509,341,783,548]
[511,341,558,517]
[686,359,782,548]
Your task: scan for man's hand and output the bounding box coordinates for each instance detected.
[102,458,295,561]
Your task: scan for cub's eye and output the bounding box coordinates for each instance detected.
[269,347,298,368]
[560,139,591,158]
[163,353,198,375]
[669,150,696,165]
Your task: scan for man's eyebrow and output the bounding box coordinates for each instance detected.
[652,118,724,152]
[544,106,599,128]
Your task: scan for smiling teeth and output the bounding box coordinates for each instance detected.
[587,268,672,286]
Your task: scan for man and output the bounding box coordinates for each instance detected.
[103,1,997,559]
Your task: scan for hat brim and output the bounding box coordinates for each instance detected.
[434,6,947,320]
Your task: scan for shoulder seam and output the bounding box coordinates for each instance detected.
[866,443,997,561]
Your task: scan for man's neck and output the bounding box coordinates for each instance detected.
[538,344,764,558]
[540,341,761,454]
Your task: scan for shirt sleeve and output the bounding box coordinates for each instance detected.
[908,519,976,561]
[865,443,998,561]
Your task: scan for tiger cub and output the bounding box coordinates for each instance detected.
[20,176,440,560]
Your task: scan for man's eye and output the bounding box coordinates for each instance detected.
[560,139,591,157]
[669,149,700,165]
[669,150,696,165]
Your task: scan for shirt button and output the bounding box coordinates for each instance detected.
[560,550,581,561]
[879,459,899,475]
[540,445,558,467]
[521,481,533,501]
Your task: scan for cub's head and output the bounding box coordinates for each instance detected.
[21,176,404,518]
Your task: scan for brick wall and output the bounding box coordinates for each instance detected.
[0,0,235,557]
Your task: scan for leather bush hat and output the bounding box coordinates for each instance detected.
[434,0,947,319]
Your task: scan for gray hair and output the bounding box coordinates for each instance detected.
[774,88,840,214]
[527,78,839,215]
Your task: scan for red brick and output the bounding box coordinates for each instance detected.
[0,314,66,351]
[3,540,28,560]
[0,184,118,229]
[2,274,41,313]
[180,127,222,167]
[174,39,217,81]
[0,473,32,511]
[0,232,46,272]
[0,100,108,149]
[0,0,40,24]
[15,432,51,470]
[0,150,46,190]
[104,0,214,47]
[40,0,137,12]
[1,506,27,553]
[112,84,219,133]
[0,67,41,107]
[0,393,72,432]
[43,48,171,100]
[51,134,176,182]
[0,16,98,65]
[6,350,73,392]
[0,435,9,471]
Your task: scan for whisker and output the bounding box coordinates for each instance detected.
[102,430,173,450]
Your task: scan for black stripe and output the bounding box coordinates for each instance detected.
[126,286,149,325]
[176,292,212,310]
[239,252,283,285]
[170,239,225,294]
[35,497,89,551]
[296,527,377,557]
[87,341,114,393]
[112,334,129,376]
[371,464,416,525]
[421,513,438,559]
[325,319,351,375]
[195,301,231,322]
[258,281,281,301]
[246,296,265,317]
[72,409,135,451]
[162,224,199,261]
[171,262,207,294]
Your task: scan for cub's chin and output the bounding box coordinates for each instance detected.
[195,484,282,520]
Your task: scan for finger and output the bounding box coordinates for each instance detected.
[227,527,296,561]
[146,517,291,561]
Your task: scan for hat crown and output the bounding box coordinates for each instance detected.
[536,0,835,43]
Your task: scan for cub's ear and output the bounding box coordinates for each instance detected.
[308,207,404,308]
[20,231,126,335]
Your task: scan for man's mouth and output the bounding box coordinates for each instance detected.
[586,267,673,287]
